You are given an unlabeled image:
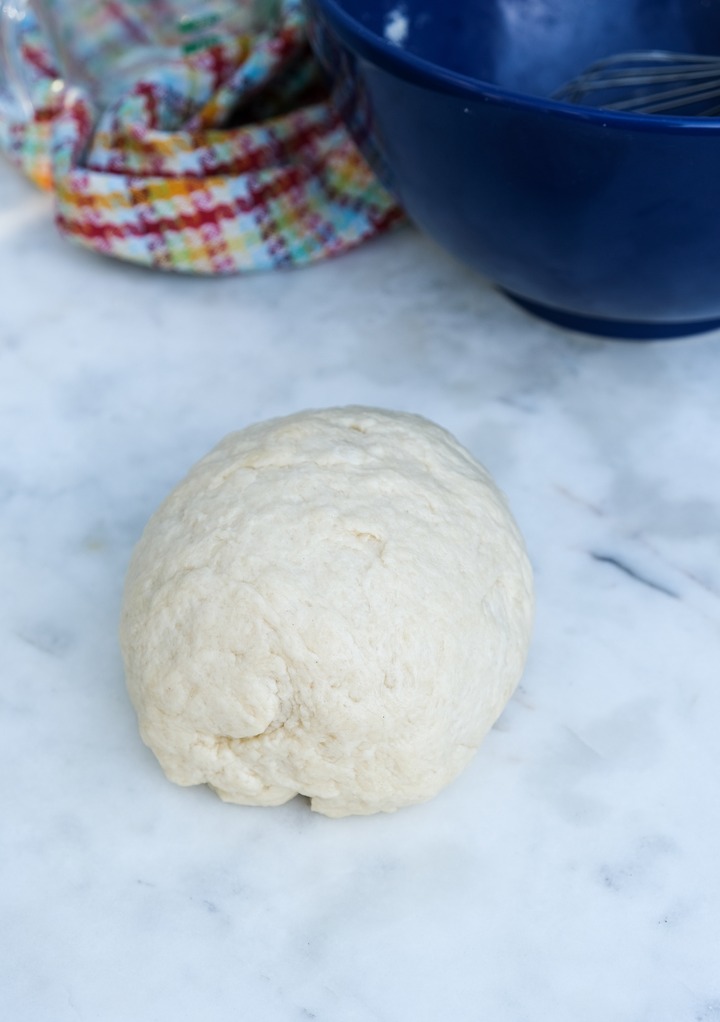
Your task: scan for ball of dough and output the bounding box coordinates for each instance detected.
[120,407,533,817]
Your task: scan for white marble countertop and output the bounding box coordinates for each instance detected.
[2,159,720,1022]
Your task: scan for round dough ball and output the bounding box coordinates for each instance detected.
[120,407,533,817]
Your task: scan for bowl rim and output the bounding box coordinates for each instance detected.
[309,0,720,133]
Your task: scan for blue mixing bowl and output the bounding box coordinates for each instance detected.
[305,0,720,338]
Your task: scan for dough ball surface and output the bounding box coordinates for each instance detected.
[120,407,533,817]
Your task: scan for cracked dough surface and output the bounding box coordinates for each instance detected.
[120,407,534,817]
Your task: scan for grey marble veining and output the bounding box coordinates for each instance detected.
[1,162,720,1022]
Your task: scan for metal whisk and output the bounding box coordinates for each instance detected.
[553,51,720,116]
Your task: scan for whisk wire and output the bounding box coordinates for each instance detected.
[554,50,720,117]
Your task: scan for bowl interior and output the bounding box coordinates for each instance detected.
[330,0,720,99]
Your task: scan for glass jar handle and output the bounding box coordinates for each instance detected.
[0,0,34,117]
[1,2,282,119]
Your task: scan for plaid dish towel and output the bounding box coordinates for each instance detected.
[0,0,402,273]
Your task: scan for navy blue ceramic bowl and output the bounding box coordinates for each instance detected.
[306,0,720,338]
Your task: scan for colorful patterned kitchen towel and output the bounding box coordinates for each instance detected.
[0,0,402,273]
